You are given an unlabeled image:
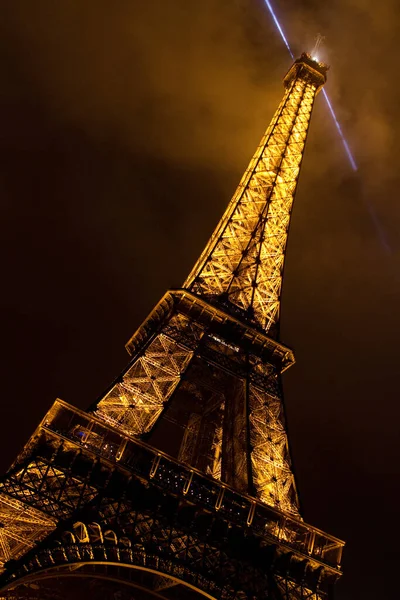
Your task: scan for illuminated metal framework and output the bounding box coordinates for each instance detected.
[0,54,343,599]
[185,54,326,337]
[95,290,300,514]
[0,401,342,599]
[94,54,328,515]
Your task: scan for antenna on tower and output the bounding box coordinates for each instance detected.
[311,33,325,61]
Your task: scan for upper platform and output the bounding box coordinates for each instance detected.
[284,52,328,89]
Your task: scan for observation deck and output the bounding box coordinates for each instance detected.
[1,399,344,596]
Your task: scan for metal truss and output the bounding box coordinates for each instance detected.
[0,494,55,571]
[0,400,343,598]
[185,54,327,338]
[96,331,194,436]
[0,54,343,599]
[0,512,331,600]
[94,291,300,513]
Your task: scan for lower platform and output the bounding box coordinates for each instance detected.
[0,399,343,599]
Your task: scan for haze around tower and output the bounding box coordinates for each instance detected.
[0,1,399,599]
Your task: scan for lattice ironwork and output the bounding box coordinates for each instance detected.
[185,54,327,338]
[0,494,55,572]
[95,289,300,514]
[249,382,298,513]
[0,400,343,599]
[0,53,343,599]
[96,333,194,437]
[1,459,98,518]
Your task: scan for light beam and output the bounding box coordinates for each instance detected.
[262,0,357,171]
[322,89,357,171]
[262,0,391,252]
[263,0,294,59]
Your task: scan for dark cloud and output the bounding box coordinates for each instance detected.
[0,1,399,598]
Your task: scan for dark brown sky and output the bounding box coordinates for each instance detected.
[1,1,399,598]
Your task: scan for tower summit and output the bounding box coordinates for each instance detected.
[0,54,343,600]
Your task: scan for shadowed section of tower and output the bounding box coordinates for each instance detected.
[185,54,327,338]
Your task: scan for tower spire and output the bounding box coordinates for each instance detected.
[185,53,327,337]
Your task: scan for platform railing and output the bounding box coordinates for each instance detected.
[35,400,343,571]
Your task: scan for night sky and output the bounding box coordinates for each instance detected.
[1,1,399,598]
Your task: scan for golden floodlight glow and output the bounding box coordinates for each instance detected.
[95,54,328,515]
[0,53,343,600]
[184,54,327,339]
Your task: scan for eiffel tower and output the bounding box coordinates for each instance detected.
[0,53,344,599]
